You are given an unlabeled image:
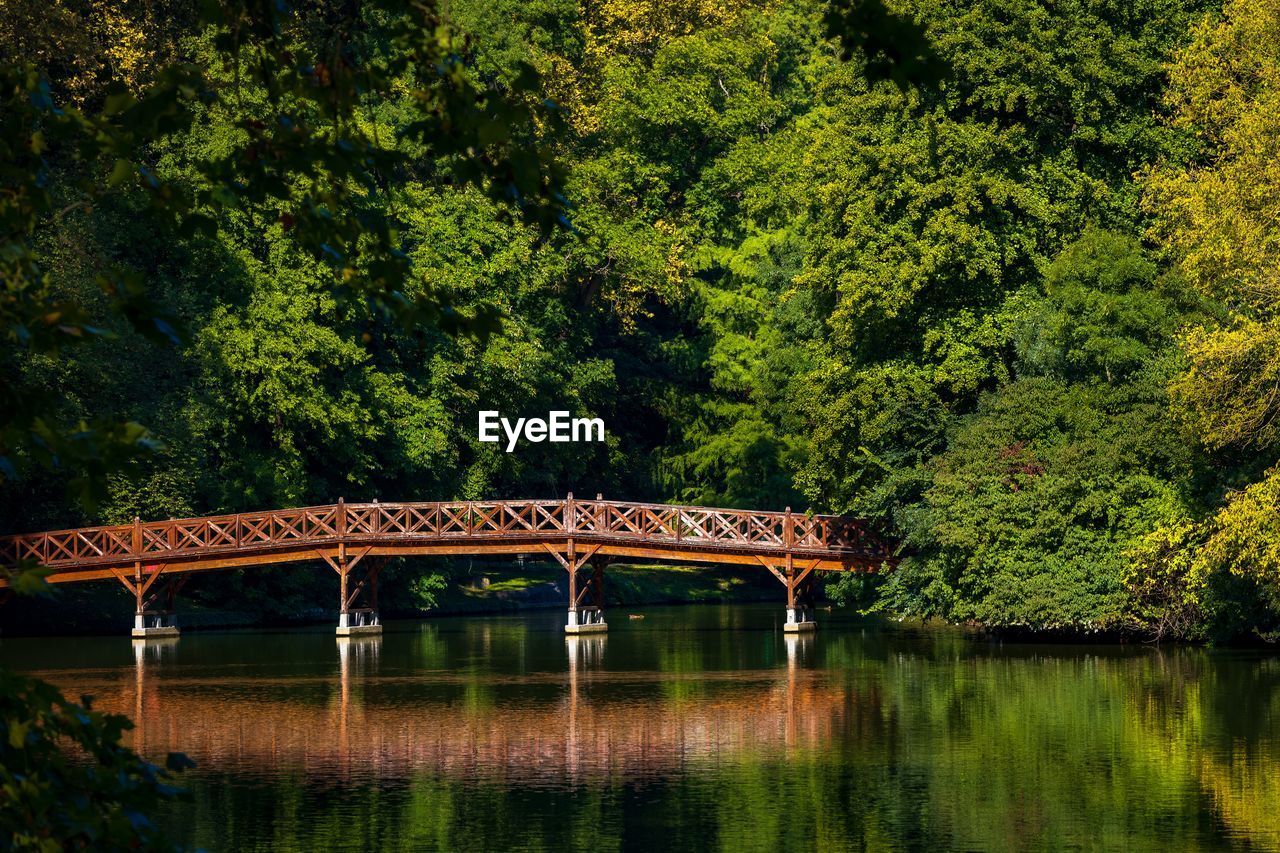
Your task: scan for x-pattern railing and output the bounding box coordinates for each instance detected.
[0,497,886,571]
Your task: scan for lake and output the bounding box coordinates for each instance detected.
[3,604,1278,851]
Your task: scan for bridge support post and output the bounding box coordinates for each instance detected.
[547,542,607,634]
[784,566,817,634]
[113,564,182,639]
[759,556,819,633]
[323,548,382,637]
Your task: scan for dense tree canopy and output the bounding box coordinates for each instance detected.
[7,0,1280,642]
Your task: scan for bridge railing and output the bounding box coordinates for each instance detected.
[566,499,877,553]
[0,498,883,570]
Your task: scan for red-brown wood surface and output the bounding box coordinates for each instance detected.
[0,497,891,586]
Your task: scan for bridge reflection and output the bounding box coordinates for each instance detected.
[108,633,853,785]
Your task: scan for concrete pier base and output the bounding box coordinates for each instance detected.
[783,606,817,633]
[336,610,381,637]
[132,626,180,639]
[336,623,383,637]
[133,612,179,639]
[566,606,607,634]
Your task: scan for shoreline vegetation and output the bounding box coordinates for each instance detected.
[5,560,1263,646]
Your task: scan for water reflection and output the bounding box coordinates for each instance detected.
[4,605,1280,851]
[121,648,833,784]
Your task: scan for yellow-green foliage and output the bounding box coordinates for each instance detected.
[1200,467,1280,595]
[11,0,1280,642]
[1145,0,1280,451]
[1144,0,1280,309]
[1171,319,1280,450]
[1144,0,1280,617]
[1125,518,1206,641]
[0,0,177,102]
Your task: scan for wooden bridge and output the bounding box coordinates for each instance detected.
[0,495,891,637]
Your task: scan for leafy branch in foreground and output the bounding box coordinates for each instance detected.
[0,668,194,852]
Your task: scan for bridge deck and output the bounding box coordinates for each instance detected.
[0,497,889,586]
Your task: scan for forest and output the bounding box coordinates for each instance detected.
[4,0,1280,643]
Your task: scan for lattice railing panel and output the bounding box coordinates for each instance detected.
[2,498,885,570]
[438,504,469,535]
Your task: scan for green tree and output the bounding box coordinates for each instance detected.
[1143,0,1280,629]
[843,233,1204,631]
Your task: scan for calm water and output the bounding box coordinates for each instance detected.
[3,604,1280,851]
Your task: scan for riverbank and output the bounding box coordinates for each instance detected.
[433,561,781,614]
[0,562,786,637]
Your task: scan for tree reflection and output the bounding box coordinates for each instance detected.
[49,627,1280,850]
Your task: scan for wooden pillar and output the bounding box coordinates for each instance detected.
[331,546,381,637]
[759,554,817,634]
[119,563,180,640]
[338,553,350,625]
[783,559,817,633]
[566,554,578,618]
[548,542,606,635]
[133,562,145,622]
